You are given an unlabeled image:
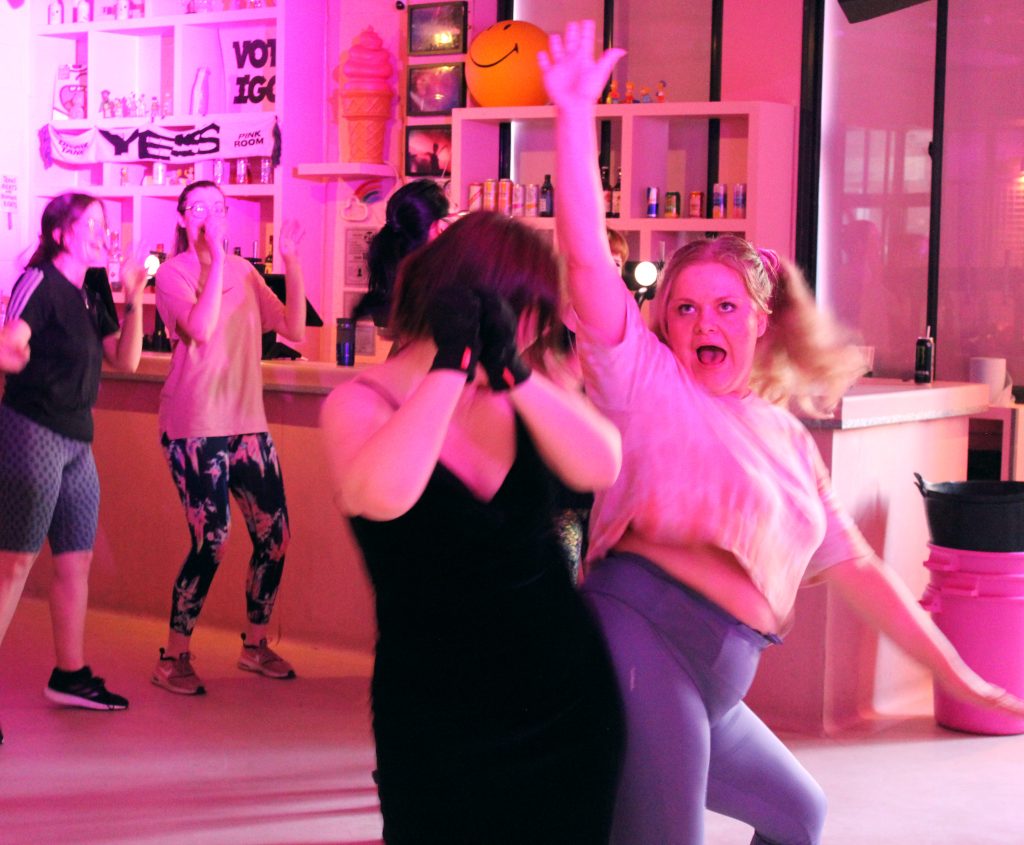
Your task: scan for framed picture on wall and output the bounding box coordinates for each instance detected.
[404,124,452,177]
[407,62,465,117]
[408,2,468,56]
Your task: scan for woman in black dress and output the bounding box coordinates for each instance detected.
[321,211,624,844]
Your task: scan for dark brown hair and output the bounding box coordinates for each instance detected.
[28,193,105,267]
[388,211,563,364]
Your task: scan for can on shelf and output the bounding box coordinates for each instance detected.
[664,191,680,219]
[212,158,225,185]
[511,182,525,217]
[497,178,513,215]
[482,178,497,211]
[732,183,747,219]
[645,186,659,218]
[152,161,166,185]
[235,158,249,185]
[524,183,539,217]
[467,182,484,211]
[712,182,728,219]
[688,190,704,218]
[259,157,272,184]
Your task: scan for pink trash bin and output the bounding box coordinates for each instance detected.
[920,544,1024,735]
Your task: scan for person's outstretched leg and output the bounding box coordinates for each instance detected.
[707,702,827,845]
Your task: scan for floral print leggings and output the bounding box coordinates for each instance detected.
[161,432,290,636]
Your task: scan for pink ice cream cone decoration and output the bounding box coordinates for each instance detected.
[340,27,394,164]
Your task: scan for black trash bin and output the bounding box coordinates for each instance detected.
[914,473,1024,552]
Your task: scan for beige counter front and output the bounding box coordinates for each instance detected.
[19,365,991,724]
[22,353,380,654]
[746,378,990,734]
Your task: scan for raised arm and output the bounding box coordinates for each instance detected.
[173,213,227,344]
[824,553,1024,718]
[539,20,629,345]
[321,370,466,520]
[321,287,482,520]
[103,249,146,372]
[276,220,306,343]
[477,289,621,491]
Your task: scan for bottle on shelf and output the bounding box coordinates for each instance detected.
[73,0,91,23]
[538,174,554,218]
[265,235,274,269]
[600,164,612,217]
[47,0,63,25]
[610,167,622,219]
[115,0,129,20]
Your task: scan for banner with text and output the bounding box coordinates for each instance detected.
[44,113,278,166]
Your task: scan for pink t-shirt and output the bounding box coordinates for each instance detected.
[156,252,286,440]
[575,291,872,622]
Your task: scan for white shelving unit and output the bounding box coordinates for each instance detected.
[450,101,796,260]
[30,1,330,357]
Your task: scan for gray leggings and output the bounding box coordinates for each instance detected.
[581,553,826,845]
[0,404,99,554]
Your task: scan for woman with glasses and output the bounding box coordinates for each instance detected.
[0,192,145,743]
[151,180,306,695]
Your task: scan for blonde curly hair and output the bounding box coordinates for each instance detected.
[647,235,865,418]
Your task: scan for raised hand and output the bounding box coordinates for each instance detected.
[194,214,227,266]
[120,243,149,307]
[278,219,305,262]
[425,285,481,380]
[538,19,625,110]
[477,289,530,391]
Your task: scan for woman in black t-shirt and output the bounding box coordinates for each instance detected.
[0,193,145,743]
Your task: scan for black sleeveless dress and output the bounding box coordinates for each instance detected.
[349,413,623,845]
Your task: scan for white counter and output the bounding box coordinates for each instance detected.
[747,378,989,734]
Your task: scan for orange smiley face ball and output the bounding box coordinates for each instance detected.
[465,20,549,107]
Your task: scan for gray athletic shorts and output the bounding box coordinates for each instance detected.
[0,404,100,554]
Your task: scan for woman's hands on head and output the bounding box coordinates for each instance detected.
[538,19,625,111]
[478,290,531,390]
[426,285,482,379]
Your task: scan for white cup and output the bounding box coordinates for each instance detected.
[968,357,1008,405]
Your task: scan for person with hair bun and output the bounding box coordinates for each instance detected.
[541,21,1024,844]
[0,192,145,741]
[353,179,450,330]
[321,210,624,844]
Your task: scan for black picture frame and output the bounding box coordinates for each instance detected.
[404,124,452,177]
[408,2,468,56]
[406,62,465,117]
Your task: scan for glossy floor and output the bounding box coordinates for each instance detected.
[1,598,1021,844]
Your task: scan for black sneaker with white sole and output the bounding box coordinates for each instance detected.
[44,666,129,711]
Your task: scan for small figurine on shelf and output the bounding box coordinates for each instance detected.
[47,0,63,25]
[126,92,137,118]
[99,90,113,119]
[640,86,652,103]
[656,80,667,103]
[150,95,160,123]
[73,0,91,23]
[624,81,635,104]
[112,97,124,118]
[115,0,129,20]
[605,80,619,105]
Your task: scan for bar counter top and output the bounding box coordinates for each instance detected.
[103,358,992,417]
[805,377,989,430]
[101,352,364,395]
